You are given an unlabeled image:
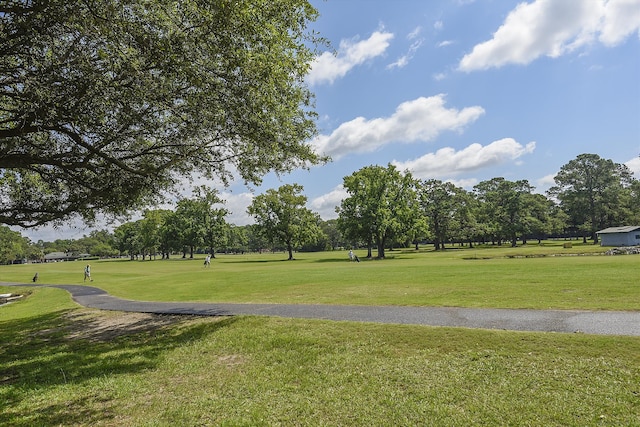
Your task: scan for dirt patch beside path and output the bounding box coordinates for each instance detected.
[62,309,217,343]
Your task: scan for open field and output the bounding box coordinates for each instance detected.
[0,286,639,426]
[1,242,639,425]
[1,241,638,310]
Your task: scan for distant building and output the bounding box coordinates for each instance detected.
[596,226,640,247]
[43,252,78,262]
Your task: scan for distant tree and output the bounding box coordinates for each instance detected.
[114,221,142,260]
[75,229,117,256]
[194,187,230,258]
[25,240,44,262]
[622,180,640,225]
[321,219,343,250]
[474,178,534,247]
[225,225,249,253]
[173,189,229,258]
[418,179,464,250]
[337,164,419,258]
[138,210,165,260]
[0,0,324,228]
[548,154,634,243]
[247,224,270,253]
[175,199,205,258]
[247,184,323,260]
[450,188,479,247]
[0,226,29,264]
[158,211,184,259]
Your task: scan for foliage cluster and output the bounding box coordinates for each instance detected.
[0,0,323,227]
[337,154,636,258]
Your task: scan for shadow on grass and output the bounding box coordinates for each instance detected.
[0,310,237,426]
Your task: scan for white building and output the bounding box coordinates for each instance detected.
[596,226,640,247]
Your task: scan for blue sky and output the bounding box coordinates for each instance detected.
[19,0,640,241]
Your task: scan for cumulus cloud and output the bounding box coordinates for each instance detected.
[392,138,536,179]
[307,30,394,85]
[219,191,255,226]
[311,95,485,159]
[309,185,348,220]
[537,173,557,187]
[626,156,640,178]
[446,177,479,189]
[459,0,640,71]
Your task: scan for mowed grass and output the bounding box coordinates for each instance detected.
[1,241,638,310]
[1,243,639,425]
[1,286,639,426]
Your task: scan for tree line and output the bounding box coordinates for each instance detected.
[2,153,637,264]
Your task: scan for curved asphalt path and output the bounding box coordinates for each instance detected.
[2,282,639,336]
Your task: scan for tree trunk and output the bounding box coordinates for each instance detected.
[287,243,294,260]
[376,237,385,259]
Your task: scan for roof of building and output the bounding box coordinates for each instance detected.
[43,252,76,260]
[596,226,640,234]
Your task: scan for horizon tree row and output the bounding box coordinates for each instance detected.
[87,153,640,260]
[4,153,637,261]
[336,153,637,258]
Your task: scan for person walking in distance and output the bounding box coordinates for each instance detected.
[84,264,93,282]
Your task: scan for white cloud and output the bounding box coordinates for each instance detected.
[408,26,423,40]
[388,38,424,69]
[311,95,485,159]
[626,156,640,178]
[537,173,557,187]
[446,177,479,189]
[219,191,255,226]
[600,0,640,45]
[459,0,640,71]
[309,185,347,220]
[534,173,558,194]
[307,30,394,85]
[437,40,454,48]
[392,138,536,179]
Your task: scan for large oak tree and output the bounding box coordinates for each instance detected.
[337,164,419,259]
[0,0,323,227]
[474,177,534,247]
[548,153,634,243]
[247,184,322,260]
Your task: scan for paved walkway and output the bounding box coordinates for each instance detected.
[2,282,639,336]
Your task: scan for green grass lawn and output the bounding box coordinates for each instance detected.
[1,243,639,425]
[1,242,638,310]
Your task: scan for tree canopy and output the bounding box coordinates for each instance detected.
[548,153,634,243]
[337,164,419,258]
[0,0,323,227]
[247,184,323,260]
